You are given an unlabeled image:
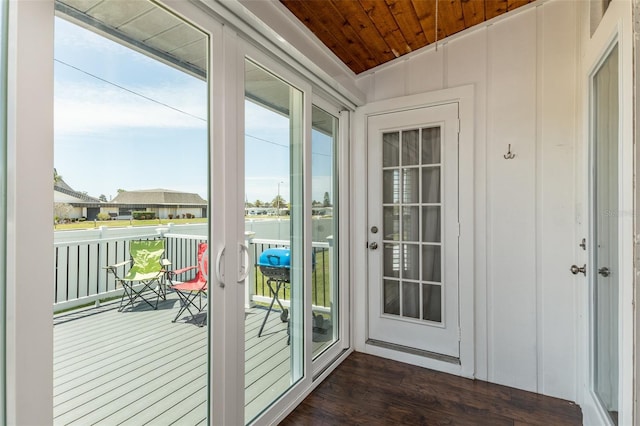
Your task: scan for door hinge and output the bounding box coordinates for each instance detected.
[457,119,461,134]
[458,327,462,341]
[457,222,461,237]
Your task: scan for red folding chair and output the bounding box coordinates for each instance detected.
[168,242,208,326]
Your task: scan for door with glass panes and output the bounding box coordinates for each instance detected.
[367,103,459,358]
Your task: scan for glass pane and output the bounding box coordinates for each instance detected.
[245,60,303,422]
[402,129,419,166]
[422,127,441,164]
[422,206,441,243]
[383,169,400,204]
[422,284,442,322]
[422,168,441,203]
[422,246,441,282]
[53,4,209,424]
[383,280,400,315]
[402,207,419,242]
[383,132,399,167]
[383,206,399,241]
[402,282,420,319]
[383,243,400,278]
[402,244,419,280]
[402,169,419,203]
[311,105,339,360]
[593,44,619,424]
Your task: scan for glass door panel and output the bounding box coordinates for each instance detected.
[53,3,209,423]
[592,43,619,424]
[381,127,443,324]
[311,105,339,359]
[244,60,303,423]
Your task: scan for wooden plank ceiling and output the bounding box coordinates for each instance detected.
[280,0,536,74]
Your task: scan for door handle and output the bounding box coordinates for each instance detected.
[598,267,610,277]
[238,243,250,283]
[570,264,586,276]
[369,242,378,250]
[215,247,225,287]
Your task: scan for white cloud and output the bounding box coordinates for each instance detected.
[55,81,207,136]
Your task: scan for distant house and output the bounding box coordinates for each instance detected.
[104,189,207,219]
[54,178,102,220]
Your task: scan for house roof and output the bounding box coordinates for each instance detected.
[54,177,101,203]
[111,189,206,205]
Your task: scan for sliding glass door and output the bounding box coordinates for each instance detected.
[243,58,305,423]
[38,1,348,424]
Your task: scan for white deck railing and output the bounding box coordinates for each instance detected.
[53,225,333,312]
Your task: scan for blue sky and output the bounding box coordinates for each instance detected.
[54,16,333,204]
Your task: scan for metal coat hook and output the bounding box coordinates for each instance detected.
[504,144,516,160]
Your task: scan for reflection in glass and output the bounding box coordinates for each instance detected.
[383,169,400,204]
[383,132,399,167]
[422,245,441,282]
[402,129,419,166]
[311,105,339,360]
[422,206,441,243]
[402,207,419,242]
[384,244,400,278]
[402,168,419,203]
[384,280,400,315]
[422,127,441,164]
[422,284,442,322]
[402,244,419,280]
[402,282,420,318]
[383,206,399,241]
[422,168,441,203]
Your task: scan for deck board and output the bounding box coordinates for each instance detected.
[53,293,299,425]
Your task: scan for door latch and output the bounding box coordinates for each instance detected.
[570,264,586,276]
[598,267,610,277]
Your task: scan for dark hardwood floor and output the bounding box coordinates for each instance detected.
[281,352,582,426]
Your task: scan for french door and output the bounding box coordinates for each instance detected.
[367,103,460,359]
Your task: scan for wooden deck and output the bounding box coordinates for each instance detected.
[53,293,297,425]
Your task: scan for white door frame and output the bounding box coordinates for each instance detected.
[353,85,475,378]
[577,2,635,425]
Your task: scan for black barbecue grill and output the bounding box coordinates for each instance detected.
[256,248,315,343]
[257,248,291,338]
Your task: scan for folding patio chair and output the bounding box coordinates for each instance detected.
[168,242,208,326]
[105,239,170,312]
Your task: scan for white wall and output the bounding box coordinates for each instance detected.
[354,2,578,401]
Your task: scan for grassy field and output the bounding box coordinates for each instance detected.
[54,217,208,231]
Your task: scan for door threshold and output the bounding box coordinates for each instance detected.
[366,339,460,365]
